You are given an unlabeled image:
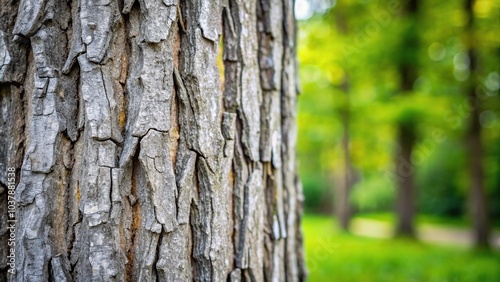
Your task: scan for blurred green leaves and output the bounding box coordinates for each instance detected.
[297,0,500,216]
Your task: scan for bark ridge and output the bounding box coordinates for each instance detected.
[0,0,306,281]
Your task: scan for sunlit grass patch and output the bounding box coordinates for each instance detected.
[303,215,500,282]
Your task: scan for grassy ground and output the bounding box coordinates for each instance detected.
[353,212,500,230]
[303,215,500,282]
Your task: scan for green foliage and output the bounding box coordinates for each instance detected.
[416,140,466,217]
[301,174,332,213]
[297,0,500,220]
[350,174,395,212]
[303,215,500,282]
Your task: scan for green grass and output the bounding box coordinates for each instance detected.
[354,212,500,230]
[303,215,500,282]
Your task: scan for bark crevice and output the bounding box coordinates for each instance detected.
[0,0,305,280]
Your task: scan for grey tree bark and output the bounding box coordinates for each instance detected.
[0,0,306,281]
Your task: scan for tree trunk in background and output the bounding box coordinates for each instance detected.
[395,0,419,238]
[464,0,490,249]
[395,124,416,237]
[0,0,306,281]
[336,102,353,231]
[334,4,354,232]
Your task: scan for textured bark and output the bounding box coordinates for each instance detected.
[0,0,306,281]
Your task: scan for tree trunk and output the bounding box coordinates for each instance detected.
[333,3,354,232]
[336,110,353,231]
[395,0,419,238]
[395,124,416,237]
[0,0,306,281]
[464,0,490,249]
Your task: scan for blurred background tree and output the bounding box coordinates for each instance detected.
[297,0,500,278]
[295,0,500,281]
